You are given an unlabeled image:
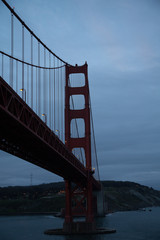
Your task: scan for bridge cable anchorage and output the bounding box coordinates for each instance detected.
[1,0,72,66]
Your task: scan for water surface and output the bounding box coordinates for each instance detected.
[0,207,160,240]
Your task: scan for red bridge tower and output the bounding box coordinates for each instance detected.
[64,63,94,231]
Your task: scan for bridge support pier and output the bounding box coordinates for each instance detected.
[63,221,96,234]
[93,189,105,217]
[86,173,94,222]
[64,180,72,223]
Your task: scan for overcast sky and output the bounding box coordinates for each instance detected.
[0,0,160,189]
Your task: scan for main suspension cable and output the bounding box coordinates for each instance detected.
[0,51,66,69]
[1,0,71,66]
[89,94,100,181]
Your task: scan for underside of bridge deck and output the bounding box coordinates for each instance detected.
[0,76,100,191]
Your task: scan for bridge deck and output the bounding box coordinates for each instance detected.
[0,77,100,190]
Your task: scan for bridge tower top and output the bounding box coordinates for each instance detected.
[65,63,91,170]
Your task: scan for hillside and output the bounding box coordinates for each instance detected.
[0,181,160,215]
[102,181,160,212]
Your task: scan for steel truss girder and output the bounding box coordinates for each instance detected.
[0,76,100,189]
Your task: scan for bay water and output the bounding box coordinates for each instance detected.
[0,207,160,240]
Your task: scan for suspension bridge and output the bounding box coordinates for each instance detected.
[0,0,115,234]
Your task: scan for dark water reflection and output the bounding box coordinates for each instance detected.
[0,207,160,240]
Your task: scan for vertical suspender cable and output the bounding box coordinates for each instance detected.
[16,61,18,93]
[31,34,33,109]
[43,47,46,116]
[51,55,54,131]
[90,97,100,181]
[49,53,51,129]
[60,63,62,140]
[10,11,14,88]
[38,41,40,116]
[22,24,24,100]
[1,54,4,79]
[27,65,29,104]
[57,59,59,135]
[61,64,63,142]
[36,67,38,113]
[54,56,55,131]
[52,55,54,130]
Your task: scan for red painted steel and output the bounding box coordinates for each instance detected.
[65,63,91,169]
[65,63,94,223]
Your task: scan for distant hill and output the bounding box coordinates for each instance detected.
[0,182,65,215]
[0,182,65,200]
[0,181,160,215]
[102,181,160,212]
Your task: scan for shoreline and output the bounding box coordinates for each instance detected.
[0,206,157,217]
[0,212,60,217]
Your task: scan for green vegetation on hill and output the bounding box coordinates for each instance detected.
[102,181,160,212]
[0,181,160,215]
[0,182,65,214]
